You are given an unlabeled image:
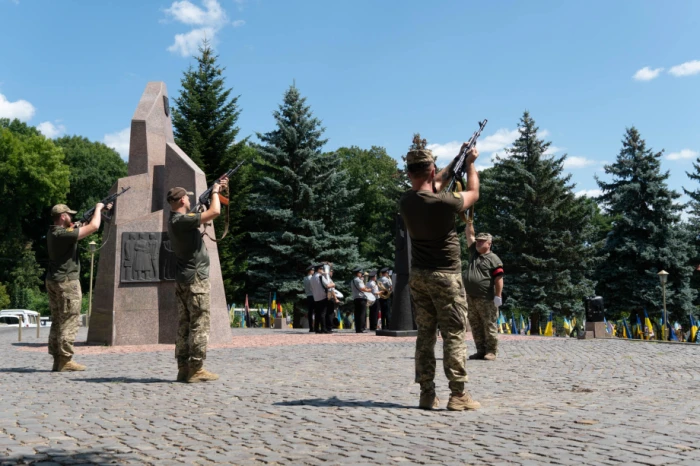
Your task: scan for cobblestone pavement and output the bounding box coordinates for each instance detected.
[1,327,700,465]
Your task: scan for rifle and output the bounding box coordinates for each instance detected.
[76,187,130,226]
[190,161,245,213]
[441,120,487,222]
[191,160,245,241]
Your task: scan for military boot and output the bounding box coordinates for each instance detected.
[57,357,86,372]
[187,367,219,383]
[177,364,189,382]
[447,391,481,411]
[483,353,497,361]
[52,356,60,372]
[418,391,440,410]
[468,353,485,360]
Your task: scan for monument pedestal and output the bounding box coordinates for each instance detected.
[578,322,611,339]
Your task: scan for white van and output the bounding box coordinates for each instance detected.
[0,309,40,327]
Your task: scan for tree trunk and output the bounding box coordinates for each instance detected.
[530,313,541,335]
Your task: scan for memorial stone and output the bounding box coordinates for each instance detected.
[87,82,231,346]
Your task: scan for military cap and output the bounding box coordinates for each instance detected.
[352,266,363,274]
[166,187,194,203]
[305,265,314,272]
[368,269,377,277]
[405,148,435,165]
[380,267,389,274]
[475,232,493,242]
[51,204,77,216]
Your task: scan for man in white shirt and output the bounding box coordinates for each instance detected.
[351,267,374,333]
[367,270,380,331]
[310,264,332,334]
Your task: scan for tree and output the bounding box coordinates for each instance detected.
[171,40,253,304]
[337,145,403,267]
[596,127,696,323]
[0,120,70,283]
[246,85,361,311]
[0,283,10,309]
[476,111,603,333]
[10,243,44,309]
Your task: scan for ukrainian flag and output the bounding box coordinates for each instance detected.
[635,315,644,339]
[622,317,632,339]
[543,313,554,336]
[690,315,698,343]
[643,309,655,340]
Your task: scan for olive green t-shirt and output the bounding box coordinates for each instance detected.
[47,225,80,282]
[398,189,464,273]
[167,211,210,284]
[464,243,504,299]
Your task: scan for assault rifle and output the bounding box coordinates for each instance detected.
[190,161,245,213]
[444,119,487,193]
[76,186,130,226]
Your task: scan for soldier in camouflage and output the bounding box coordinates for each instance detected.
[398,137,482,411]
[167,176,228,383]
[464,227,504,361]
[47,201,110,372]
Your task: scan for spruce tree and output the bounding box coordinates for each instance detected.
[477,111,602,333]
[171,40,252,303]
[596,127,696,323]
[246,85,362,309]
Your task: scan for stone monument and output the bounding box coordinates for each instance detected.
[376,213,417,337]
[579,295,610,339]
[87,82,231,346]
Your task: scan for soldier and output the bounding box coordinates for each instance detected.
[166,177,228,383]
[310,264,331,333]
[367,270,380,330]
[398,140,481,411]
[464,228,504,361]
[303,265,315,331]
[378,267,393,329]
[47,201,110,371]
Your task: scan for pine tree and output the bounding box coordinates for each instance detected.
[596,127,696,323]
[477,111,602,333]
[246,85,362,310]
[171,39,252,303]
[10,243,43,309]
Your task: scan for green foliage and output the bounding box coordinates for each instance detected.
[0,121,70,281]
[595,127,696,322]
[10,244,44,309]
[54,135,127,214]
[172,40,254,304]
[476,111,603,332]
[0,283,10,309]
[337,145,404,267]
[246,84,361,306]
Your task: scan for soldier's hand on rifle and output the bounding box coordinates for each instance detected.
[105,202,114,211]
[96,202,105,211]
[465,146,479,164]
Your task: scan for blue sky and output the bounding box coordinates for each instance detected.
[1,0,699,208]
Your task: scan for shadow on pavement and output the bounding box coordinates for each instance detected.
[1,447,140,465]
[275,396,413,409]
[74,377,173,384]
[0,367,52,373]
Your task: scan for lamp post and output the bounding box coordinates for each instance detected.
[88,241,97,327]
[658,270,669,341]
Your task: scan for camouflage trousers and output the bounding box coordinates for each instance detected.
[46,279,82,358]
[175,276,211,370]
[409,268,469,396]
[467,295,499,355]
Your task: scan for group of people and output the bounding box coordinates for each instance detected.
[302,264,393,333]
[45,135,504,414]
[45,176,230,383]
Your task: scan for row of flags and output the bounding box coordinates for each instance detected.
[497,309,699,343]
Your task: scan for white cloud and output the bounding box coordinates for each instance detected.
[633,66,664,81]
[564,156,597,169]
[165,0,226,26]
[168,27,216,57]
[666,149,698,161]
[103,127,131,160]
[37,121,66,139]
[668,60,700,77]
[0,93,36,121]
[544,145,563,155]
[575,189,603,198]
[164,0,243,57]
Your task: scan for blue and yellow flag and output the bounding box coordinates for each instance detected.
[622,317,632,339]
[690,315,698,343]
[643,309,655,340]
[543,313,553,336]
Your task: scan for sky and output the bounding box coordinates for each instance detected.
[1,0,699,208]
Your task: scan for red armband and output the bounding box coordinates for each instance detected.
[492,268,504,277]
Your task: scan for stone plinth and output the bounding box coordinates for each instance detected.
[578,322,610,339]
[87,82,230,346]
[274,318,287,329]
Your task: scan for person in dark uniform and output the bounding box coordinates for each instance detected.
[350,267,373,333]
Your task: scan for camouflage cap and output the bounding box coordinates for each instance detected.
[475,232,493,242]
[405,148,435,165]
[166,187,193,203]
[51,204,77,216]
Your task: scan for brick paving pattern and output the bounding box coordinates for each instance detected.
[1,327,699,465]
